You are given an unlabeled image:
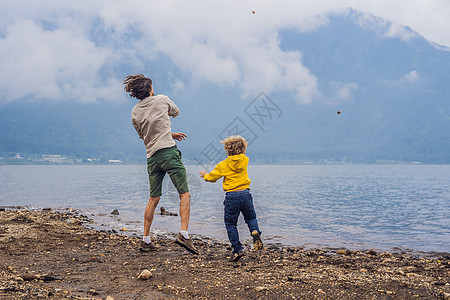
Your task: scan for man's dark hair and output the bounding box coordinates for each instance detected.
[123,74,153,100]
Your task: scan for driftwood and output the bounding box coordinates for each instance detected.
[157,206,178,216]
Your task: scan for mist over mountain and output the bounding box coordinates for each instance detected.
[1,11,449,164]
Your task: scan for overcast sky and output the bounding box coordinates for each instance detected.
[0,0,449,105]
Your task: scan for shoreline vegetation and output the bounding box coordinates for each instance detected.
[1,153,444,165]
[0,160,438,166]
[0,208,449,299]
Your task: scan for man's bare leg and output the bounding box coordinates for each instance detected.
[175,191,198,254]
[144,196,160,237]
[139,196,161,252]
[179,192,191,231]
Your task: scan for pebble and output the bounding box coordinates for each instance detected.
[137,269,153,280]
[366,250,378,256]
[111,209,119,215]
[21,274,39,281]
[255,286,268,292]
[404,266,418,273]
[68,219,82,225]
[287,276,303,282]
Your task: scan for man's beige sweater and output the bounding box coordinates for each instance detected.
[131,94,179,158]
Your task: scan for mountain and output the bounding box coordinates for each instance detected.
[272,11,450,163]
[1,11,449,164]
[0,100,144,161]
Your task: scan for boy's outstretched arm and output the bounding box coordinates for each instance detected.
[199,163,224,182]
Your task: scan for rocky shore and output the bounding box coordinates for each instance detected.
[0,208,449,299]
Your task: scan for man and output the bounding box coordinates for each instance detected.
[123,74,197,254]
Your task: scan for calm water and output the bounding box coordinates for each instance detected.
[1,164,449,256]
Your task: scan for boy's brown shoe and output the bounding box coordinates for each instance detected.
[230,250,245,262]
[175,233,199,254]
[139,241,159,252]
[251,230,263,250]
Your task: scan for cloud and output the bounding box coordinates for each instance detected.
[171,79,185,96]
[383,70,420,86]
[383,23,418,42]
[348,0,450,48]
[353,12,419,42]
[99,1,325,103]
[329,82,359,103]
[0,0,449,105]
[400,71,419,82]
[0,19,118,104]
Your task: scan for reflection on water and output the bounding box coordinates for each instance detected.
[1,164,449,254]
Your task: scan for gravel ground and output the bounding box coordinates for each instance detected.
[0,208,449,299]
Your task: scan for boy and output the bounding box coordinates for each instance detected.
[199,135,263,261]
[123,74,197,254]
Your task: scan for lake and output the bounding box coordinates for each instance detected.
[1,164,449,256]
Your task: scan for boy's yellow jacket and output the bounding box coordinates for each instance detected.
[203,154,251,192]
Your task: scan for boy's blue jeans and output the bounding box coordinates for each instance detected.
[223,189,260,253]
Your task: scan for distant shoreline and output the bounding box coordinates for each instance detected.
[2,161,450,166]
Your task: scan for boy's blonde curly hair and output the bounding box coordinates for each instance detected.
[221,135,248,156]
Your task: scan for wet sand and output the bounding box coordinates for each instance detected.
[0,208,449,299]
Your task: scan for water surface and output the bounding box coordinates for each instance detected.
[1,164,449,256]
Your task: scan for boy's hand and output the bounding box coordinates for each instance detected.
[172,132,187,141]
[199,170,207,178]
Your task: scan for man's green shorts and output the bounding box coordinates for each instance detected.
[147,146,189,197]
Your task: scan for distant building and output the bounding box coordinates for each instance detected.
[41,155,69,163]
[108,160,122,164]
